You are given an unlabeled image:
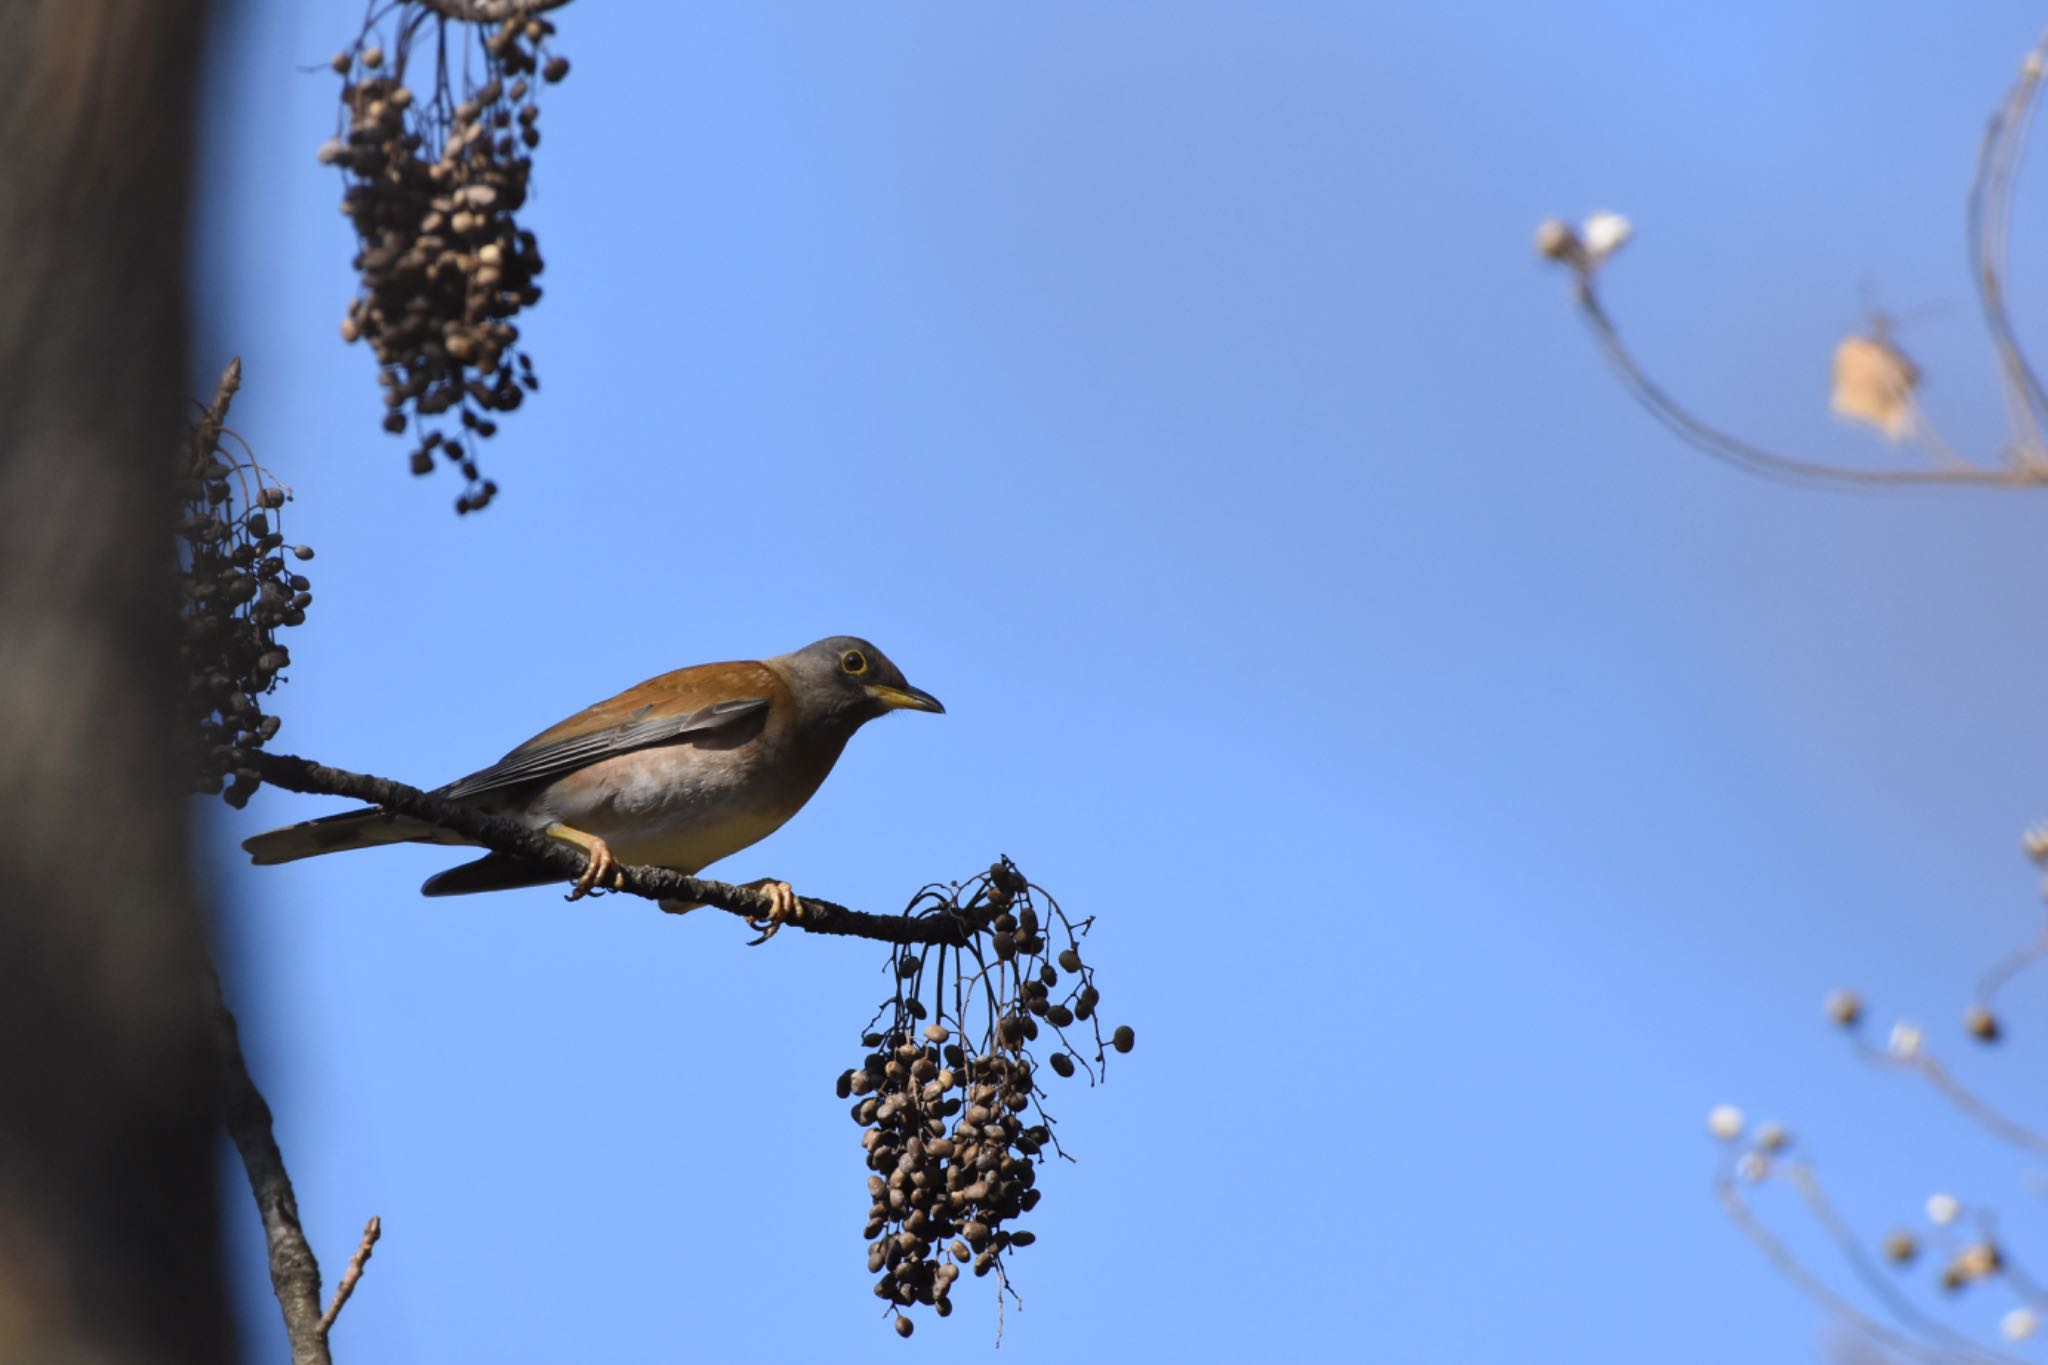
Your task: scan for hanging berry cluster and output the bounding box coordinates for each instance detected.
[320,5,570,512]
[177,360,316,808]
[837,859,1133,1339]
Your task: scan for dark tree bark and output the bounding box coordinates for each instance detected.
[0,4,230,1361]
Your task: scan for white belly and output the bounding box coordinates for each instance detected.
[520,742,814,874]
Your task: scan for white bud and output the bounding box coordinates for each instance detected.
[2004,1307,2038,1342]
[1707,1104,1744,1141]
[1926,1192,1960,1226]
[1889,1020,1923,1059]
[1580,210,1632,263]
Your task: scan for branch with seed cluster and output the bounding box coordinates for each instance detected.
[1708,829,2048,1362]
[247,752,1004,947]
[1711,1147,2030,1365]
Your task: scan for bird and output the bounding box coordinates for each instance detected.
[242,636,943,937]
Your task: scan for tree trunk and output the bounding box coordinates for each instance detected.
[0,4,230,1361]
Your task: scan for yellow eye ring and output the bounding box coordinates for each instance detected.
[840,649,869,676]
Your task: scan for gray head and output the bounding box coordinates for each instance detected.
[769,636,945,733]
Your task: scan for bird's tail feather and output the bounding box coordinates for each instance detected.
[419,852,559,897]
[242,807,472,865]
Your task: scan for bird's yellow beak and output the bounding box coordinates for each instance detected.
[864,682,946,714]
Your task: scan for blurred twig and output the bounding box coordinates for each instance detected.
[1542,27,2048,489]
[1716,1155,2026,1365]
[1969,28,2048,467]
[1847,1034,2048,1159]
[1571,284,2045,487]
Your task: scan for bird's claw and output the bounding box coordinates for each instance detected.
[743,879,800,945]
[566,837,622,901]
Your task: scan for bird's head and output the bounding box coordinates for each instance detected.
[774,636,945,731]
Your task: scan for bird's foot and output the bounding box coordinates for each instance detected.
[742,878,800,944]
[544,823,624,900]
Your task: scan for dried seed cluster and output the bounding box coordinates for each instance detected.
[177,361,315,808]
[837,860,1131,1338]
[320,8,569,512]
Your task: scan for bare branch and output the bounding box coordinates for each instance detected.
[1570,282,2048,490]
[1968,26,2048,465]
[317,1217,382,1341]
[1715,1167,2020,1365]
[210,959,331,1365]
[183,357,241,478]
[247,752,1002,947]
[1543,28,2048,489]
[1846,1032,2048,1157]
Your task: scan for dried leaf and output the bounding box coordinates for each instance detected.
[1830,333,1920,441]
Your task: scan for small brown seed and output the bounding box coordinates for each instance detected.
[1966,1005,2001,1043]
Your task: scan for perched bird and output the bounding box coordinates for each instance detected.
[242,636,943,935]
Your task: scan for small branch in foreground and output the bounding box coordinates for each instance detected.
[247,752,1002,946]
[317,1217,382,1341]
[208,959,331,1365]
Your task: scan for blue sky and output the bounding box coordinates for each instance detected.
[198,3,2048,1360]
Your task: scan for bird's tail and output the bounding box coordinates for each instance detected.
[419,852,560,897]
[242,807,471,865]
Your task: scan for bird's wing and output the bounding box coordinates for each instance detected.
[439,661,780,800]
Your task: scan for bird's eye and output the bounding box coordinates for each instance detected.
[840,649,869,676]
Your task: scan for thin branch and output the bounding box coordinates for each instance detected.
[317,1217,383,1341]
[1968,27,2048,463]
[1548,27,2048,490]
[182,358,242,479]
[1849,1034,2048,1158]
[209,959,331,1365]
[1786,1162,2003,1361]
[1911,1055,2048,1158]
[413,0,574,22]
[1573,283,2048,490]
[1975,930,2048,1008]
[247,752,1003,947]
[1716,1169,2018,1365]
